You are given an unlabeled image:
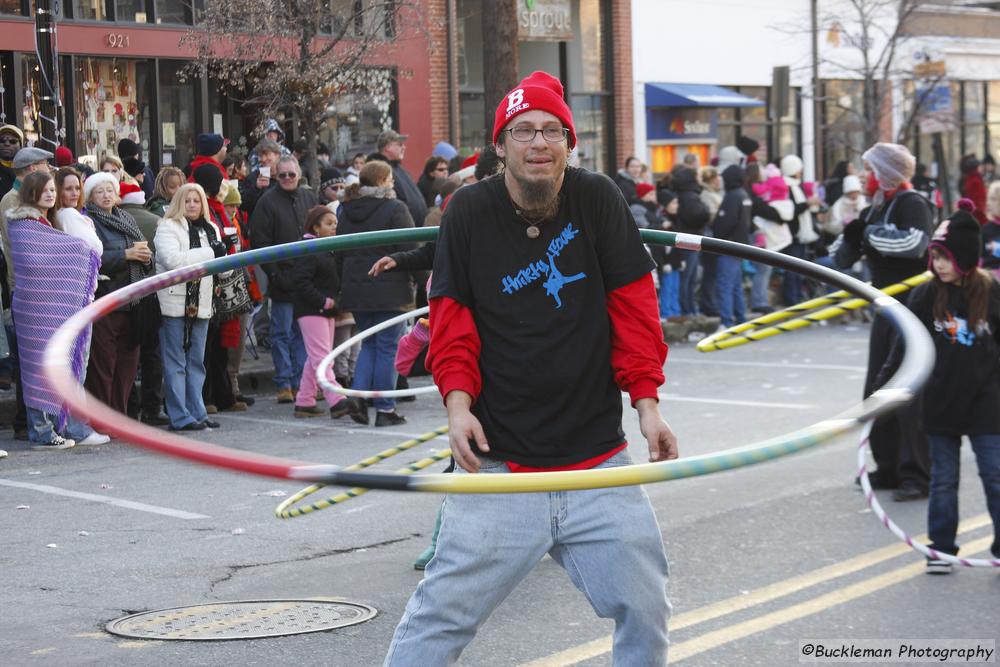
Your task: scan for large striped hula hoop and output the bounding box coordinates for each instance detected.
[43,228,935,494]
[697,272,933,352]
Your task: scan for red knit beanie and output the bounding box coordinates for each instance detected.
[55,146,73,167]
[493,71,576,148]
[636,182,655,199]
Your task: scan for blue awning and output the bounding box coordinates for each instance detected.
[645,83,765,108]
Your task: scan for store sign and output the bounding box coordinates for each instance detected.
[646,108,717,141]
[518,0,573,42]
[916,84,955,135]
[106,33,131,49]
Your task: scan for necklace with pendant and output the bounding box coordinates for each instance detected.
[510,194,553,239]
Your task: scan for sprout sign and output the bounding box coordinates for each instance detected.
[519,0,573,42]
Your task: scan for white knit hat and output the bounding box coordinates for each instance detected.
[83,171,119,204]
[862,143,915,190]
[780,155,804,177]
[842,174,862,193]
[716,145,744,171]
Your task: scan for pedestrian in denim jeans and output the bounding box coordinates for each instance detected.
[384,71,680,666]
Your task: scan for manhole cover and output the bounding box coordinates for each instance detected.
[106,599,377,641]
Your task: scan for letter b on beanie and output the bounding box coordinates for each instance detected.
[493,71,576,148]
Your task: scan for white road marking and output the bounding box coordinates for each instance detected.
[0,479,209,519]
[667,358,866,372]
[659,395,814,410]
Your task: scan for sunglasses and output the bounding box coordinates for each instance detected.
[276,172,297,180]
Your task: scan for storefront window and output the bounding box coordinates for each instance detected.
[74,57,151,163]
[317,68,395,165]
[568,0,603,93]
[570,94,606,173]
[458,92,485,155]
[73,0,108,20]
[158,60,197,169]
[155,0,188,24]
[1,0,25,15]
[116,0,149,22]
[19,55,67,147]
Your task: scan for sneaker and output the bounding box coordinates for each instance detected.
[223,401,248,412]
[0,449,7,459]
[30,435,75,451]
[169,421,207,432]
[375,411,406,427]
[276,388,295,404]
[140,412,171,426]
[926,557,953,574]
[294,405,325,418]
[77,432,111,446]
[201,420,221,429]
[413,545,435,571]
[329,401,354,420]
[892,482,928,502]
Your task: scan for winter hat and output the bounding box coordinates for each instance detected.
[763,163,782,180]
[0,124,24,144]
[83,171,119,203]
[929,199,981,275]
[716,146,743,172]
[222,179,241,206]
[862,143,915,190]
[54,146,74,167]
[117,138,140,159]
[657,188,677,208]
[319,167,344,191]
[193,163,224,197]
[304,205,335,234]
[842,175,862,194]
[433,141,459,161]
[461,153,479,170]
[119,181,145,206]
[636,182,656,199]
[12,146,53,169]
[493,71,576,148]
[737,136,760,159]
[122,156,145,178]
[196,133,226,157]
[780,155,804,178]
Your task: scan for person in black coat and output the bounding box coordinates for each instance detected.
[249,155,317,402]
[289,206,360,420]
[712,165,751,327]
[377,130,428,228]
[613,156,643,206]
[335,160,417,427]
[670,165,712,316]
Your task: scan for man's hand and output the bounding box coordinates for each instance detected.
[445,390,489,473]
[635,398,679,463]
[369,256,397,277]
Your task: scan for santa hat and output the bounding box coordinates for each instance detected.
[929,199,982,276]
[119,181,145,206]
[636,182,656,199]
[493,71,576,148]
[55,146,74,167]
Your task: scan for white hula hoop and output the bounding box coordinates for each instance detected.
[317,306,437,398]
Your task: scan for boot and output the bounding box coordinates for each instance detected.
[413,506,443,571]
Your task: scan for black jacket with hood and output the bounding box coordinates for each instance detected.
[671,167,710,234]
[335,187,417,313]
[712,165,752,244]
[249,185,318,302]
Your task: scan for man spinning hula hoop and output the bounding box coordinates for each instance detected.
[384,71,680,665]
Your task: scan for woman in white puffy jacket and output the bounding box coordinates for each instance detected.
[154,183,229,432]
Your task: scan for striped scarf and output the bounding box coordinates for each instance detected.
[9,216,100,428]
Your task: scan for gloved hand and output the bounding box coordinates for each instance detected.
[842,216,867,249]
[209,239,228,258]
[222,232,240,250]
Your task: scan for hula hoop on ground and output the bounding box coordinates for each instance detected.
[697,272,933,352]
[43,228,934,494]
[316,307,433,399]
[857,421,1000,568]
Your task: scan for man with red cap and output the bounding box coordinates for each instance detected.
[384,71,677,665]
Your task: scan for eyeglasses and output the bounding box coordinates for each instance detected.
[506,127,569,143]
[276,172,297,180]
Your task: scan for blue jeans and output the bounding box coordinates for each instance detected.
[159,317,209,429]
[677,249,700,316]
[781,242,805,307]
[750,261,772,310]
[269,300,306,390]
[26,407,93,445]
[659,269,681,318]
[352,311,405,412]
[927,434,1000,558]
[715,255,746,328]
[384,450,670,666]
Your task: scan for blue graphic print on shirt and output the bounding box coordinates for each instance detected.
[935,313,992,346]
[500,223,587,308]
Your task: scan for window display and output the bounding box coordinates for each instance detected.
[74,57,151,162]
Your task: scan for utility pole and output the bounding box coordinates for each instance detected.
[482,0,519,146]
[811,0,823,177]
[33,0,60,151]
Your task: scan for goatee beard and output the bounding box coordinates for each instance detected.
[514,175,561,222]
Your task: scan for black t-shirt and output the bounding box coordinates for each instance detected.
[907,280,1000,436]
[431,167,655,466]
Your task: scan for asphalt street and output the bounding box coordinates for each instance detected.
[1,322,998,666]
